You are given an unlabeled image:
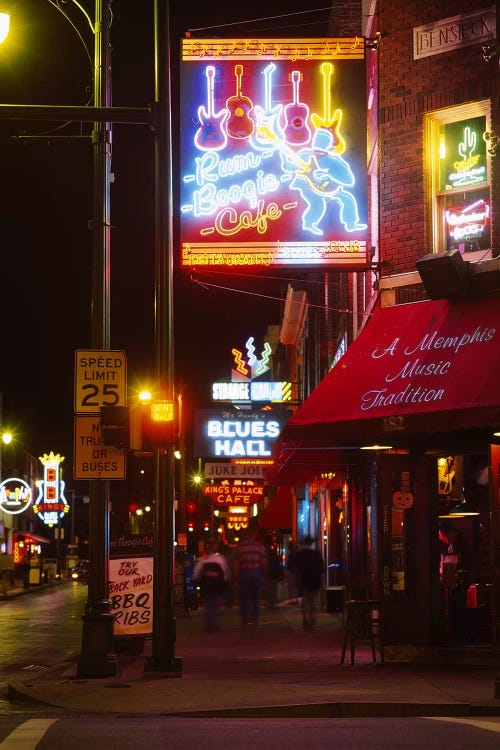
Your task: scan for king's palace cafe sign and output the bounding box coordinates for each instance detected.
[202,483,264,506]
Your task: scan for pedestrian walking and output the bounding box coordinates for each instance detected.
[233,521,268,629]
[193,538,230,633]
[293,535,325,630]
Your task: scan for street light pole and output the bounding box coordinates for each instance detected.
[77,0,117,678]
[145,0,182,675]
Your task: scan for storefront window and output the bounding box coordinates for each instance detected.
[379,469,416,600]
[426,103,491,258]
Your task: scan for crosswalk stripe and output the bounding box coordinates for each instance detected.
[0,718,58,749]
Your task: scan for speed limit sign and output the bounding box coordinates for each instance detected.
[74,350,127,414]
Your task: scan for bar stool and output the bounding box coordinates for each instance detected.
[340,598,384,665]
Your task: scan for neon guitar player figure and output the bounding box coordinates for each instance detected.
[277,127,367,236]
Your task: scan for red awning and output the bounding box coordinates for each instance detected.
[269,295,500,483]
[258,486,294,529]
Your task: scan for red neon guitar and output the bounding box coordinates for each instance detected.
[310,62,346,154]
[283,71,311,146]
[195,65,228,151]
[226,64,255,140]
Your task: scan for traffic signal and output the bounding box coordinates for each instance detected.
[129,400,176,450]
[101,405,130,449]
[143,400,176,448]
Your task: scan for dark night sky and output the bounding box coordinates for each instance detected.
[0,1,331,467]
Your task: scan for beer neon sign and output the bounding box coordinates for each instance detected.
[180,38,368,269]
[0,478,32,515]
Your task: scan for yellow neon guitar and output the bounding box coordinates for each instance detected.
[310,62,346,155]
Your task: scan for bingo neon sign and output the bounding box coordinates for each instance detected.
[180,38,368,269]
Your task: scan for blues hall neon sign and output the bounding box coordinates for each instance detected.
[180,38,368,269]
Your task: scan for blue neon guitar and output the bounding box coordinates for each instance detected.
[250,63,282,151]
[194,65,228,151]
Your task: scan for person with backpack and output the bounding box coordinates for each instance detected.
[193,538,230,633]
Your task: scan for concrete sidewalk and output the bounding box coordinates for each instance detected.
[7,600,500,717]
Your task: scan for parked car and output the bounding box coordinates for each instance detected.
[70,560,89,583]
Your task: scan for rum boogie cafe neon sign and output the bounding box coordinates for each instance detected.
[194,409,287,458]
[180,38,368,269]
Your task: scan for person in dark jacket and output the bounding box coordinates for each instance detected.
[293,536,324,630]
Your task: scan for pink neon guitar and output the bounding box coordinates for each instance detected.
[195,65,228,151]
[283,71,311,145]
[250,63,282,150]
[226,64,255,140]
[310,62,346,154]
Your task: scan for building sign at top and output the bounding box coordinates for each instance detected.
[180,38,368,270]
[413,7,496,60]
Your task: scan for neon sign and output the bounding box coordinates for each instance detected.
[180,38,368,269]
[34,452,69,527]
[194,409,287,459]
[211,336,292,403]
[212,381,292,402]
[0,478,32,515]
[444,187,491,252]
[440,116,487,191]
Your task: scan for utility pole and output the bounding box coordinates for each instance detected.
[77,0,116,678]
[145,0,182,675]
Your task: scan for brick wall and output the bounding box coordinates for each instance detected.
[377,0,499,274]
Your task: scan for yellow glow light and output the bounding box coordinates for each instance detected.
[0,13,10,44]
[1,432,13,445]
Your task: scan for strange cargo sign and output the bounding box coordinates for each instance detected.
[194,409,287,459]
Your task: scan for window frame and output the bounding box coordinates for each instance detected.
[425,101,492,260]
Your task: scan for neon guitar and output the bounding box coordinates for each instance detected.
[195,66,228,151]
[226,64,255,139]
[250,63,282,150]
[310,62,346,155]
[283,71,311,146]
[257,124,338,196]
